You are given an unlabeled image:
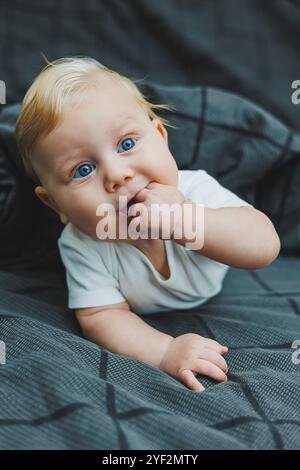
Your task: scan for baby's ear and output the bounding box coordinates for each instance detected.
[34,185,57,211]
[152,118,168,144]
[34,185,68,224]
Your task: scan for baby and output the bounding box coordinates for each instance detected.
[15,56,281,392]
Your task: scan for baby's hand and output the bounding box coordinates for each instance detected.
[128,182,187,239]
[159,333,228,392]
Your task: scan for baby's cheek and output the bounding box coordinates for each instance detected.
[143,147,176,184]
[64,195,99,237]
[156,153,178,186]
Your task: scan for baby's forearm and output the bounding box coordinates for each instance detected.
[77,308,174,369]
[200,207,281,268]
[174,205,281,269]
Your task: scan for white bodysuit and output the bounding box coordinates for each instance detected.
[58,170,253,315]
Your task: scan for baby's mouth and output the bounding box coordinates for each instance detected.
[118,196,137,215]
[118,183,149,214]
[127,198,136,209]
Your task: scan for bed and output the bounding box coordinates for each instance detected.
[0,0,299,450]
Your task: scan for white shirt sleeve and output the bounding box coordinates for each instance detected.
[187,170,254,209]
[58,225,126,310]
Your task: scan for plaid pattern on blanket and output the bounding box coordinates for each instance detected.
[0,82,300,449]
[0,0,300,449]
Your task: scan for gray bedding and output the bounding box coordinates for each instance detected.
[0,0,300,450]
[0,255,299,449]
[0,82,300,449]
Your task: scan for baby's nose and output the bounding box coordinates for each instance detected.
[103,164,135,193]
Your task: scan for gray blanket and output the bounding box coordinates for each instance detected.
[0,81,300,449]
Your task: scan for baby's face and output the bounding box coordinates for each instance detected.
[33,74,178,241]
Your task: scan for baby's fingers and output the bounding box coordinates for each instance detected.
[202,338,228,354]
[198,349,228,373]
[194,359,228,383]
[178,368,205,392]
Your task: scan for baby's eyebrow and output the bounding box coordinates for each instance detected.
[55,153,87,175]
[109,115,141,133]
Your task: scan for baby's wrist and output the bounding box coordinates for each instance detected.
[158,335,174,371]
[157,335,172,361]
[170,198,200,243]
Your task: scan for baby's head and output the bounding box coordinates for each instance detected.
[15,56,178,241]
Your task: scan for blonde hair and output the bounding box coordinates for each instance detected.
[15,55,175,184]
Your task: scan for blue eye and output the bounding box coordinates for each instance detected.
[73,163,96,179]
[118,137,136,153]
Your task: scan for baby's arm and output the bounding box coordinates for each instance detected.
[76,302,228,392]
[76,302,173,369]
[173,205,281,269]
